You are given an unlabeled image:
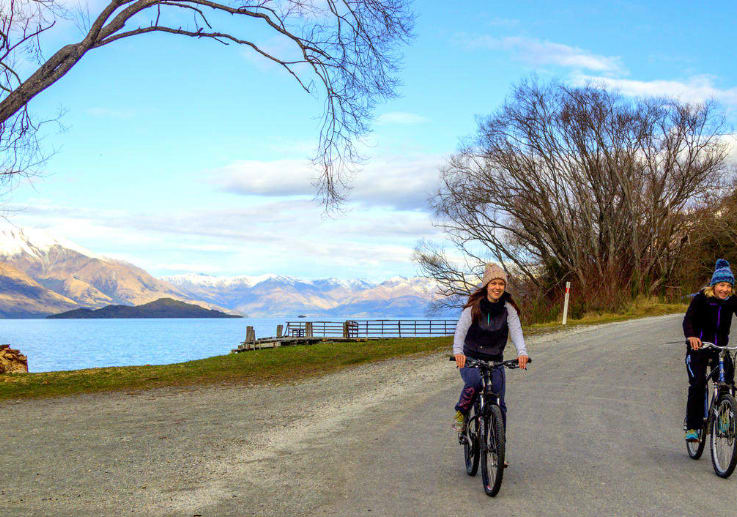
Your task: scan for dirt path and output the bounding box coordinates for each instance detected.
[2,316,705,516]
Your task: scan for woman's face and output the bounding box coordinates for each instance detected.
[714,282,733,300]
[486,279,506,301]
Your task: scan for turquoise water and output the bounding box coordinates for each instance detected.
[0,317,298,372]
[0,317,436,372]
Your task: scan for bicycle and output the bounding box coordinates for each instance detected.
[684,341,737,478]
[449,355,530,496]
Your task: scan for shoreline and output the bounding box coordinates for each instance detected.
[0,307,687,401]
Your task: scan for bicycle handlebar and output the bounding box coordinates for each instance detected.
[447,355,531,369]
[698,341,737,351]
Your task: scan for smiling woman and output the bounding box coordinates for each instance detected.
[683,259,737,441]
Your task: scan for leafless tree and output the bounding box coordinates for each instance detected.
[0,0,413,205]
[417,79,731,310]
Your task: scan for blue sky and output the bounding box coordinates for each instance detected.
[5,1,737,280]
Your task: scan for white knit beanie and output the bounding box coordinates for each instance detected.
[482,263,507,286]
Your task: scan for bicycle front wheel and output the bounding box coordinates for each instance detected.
[464,403,480,476]
[480,405,505,497]
[686,420,707,459]
[710,393,737,478]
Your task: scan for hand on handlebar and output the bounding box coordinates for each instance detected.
[454,354,466,368]
[518,354,529,370]
[688,337,702,350]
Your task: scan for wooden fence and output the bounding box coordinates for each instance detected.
[283,319,457,338]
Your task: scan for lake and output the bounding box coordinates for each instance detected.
[0,316,442,372]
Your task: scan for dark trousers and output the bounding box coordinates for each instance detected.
[686,347,735,430]
[455,365,507,427]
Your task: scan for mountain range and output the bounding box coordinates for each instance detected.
[0,222,445,318]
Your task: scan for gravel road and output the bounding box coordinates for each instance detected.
[2,314,734,516]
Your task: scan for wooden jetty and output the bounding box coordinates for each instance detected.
[232,318,457,353]
[232,335,374,352]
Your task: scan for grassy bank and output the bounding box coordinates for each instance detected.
[0,298,687,401]
[0,337,453,401]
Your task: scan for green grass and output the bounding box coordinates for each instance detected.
[0,337,453,401]
[0,297,688,401]
[525,296,688,331]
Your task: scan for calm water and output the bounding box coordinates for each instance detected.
[0,317,435,372]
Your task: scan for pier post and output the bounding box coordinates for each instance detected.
[276,325,283,338]
[246,326,256,343]
[305,322,313,337]
[342,321,349,338]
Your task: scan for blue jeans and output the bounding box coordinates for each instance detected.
[455,365,507,427]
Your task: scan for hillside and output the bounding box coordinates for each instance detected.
[0,263,79,318]
[0,222,234,317]
[0,222,447,318]
[164,274,445,317]
[48,298,242,319]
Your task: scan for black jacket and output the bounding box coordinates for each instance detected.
[683,291,737,347]
[463,294,510,361]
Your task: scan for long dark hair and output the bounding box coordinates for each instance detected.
[463,284,522,324]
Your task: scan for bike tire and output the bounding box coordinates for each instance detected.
[710,393,737,478]
[464,403,480,476]
[480,405,505,497]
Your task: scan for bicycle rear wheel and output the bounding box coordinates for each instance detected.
[480,405,505,497]
[710,393,737,478]
[464,403,480,476]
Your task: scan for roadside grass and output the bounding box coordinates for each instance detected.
[0,337,453,401]
[526,296,688,332]
[0,297,687,401]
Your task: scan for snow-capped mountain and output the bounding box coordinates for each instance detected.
[0,222,448,318]
[0,221,225,316]
[163,273,442,317]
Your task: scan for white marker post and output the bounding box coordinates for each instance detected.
[562,281,571,325]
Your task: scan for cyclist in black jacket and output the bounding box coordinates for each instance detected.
[683,258,737,441]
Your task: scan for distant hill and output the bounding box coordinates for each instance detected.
[0,262,78,318]
[0,222,236,317]
[164,274,451,317]
[0,222,452,318]
[48,298,243,319]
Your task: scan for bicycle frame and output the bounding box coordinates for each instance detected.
[701,343,737,423]
[461,357,522,431]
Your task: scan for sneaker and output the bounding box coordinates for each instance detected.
[452,410,466,433]
[685,429,699,442]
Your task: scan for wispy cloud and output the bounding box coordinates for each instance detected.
[375,112,430,125]
[209,154,444,210]
[572,74,737,108]
[460,35,625,74]
[7,198,444,279]
[86,107,136,119]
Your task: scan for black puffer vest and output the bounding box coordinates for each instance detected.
[463,294,509,361]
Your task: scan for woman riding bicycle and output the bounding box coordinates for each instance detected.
[683,258,737,442]
[452,263,529,435]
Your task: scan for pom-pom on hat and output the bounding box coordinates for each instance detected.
[711,259,735,286]
[482,263,508,287]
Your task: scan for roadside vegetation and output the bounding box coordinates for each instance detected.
[0,297,686,400]
[416,78,731,320]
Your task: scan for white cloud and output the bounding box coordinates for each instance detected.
[461,35,624,74]
[572,74,737,107]
[375,112,430,125]
[6,197,447,279]
[209,154,444,210]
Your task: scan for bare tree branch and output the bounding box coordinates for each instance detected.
[0,0,414,206]
[418,79,729,313]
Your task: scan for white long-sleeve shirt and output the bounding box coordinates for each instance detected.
[452,304,527,357]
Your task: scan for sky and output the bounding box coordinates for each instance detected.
[3,0,737,281]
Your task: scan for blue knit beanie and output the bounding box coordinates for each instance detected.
[710,259,735,286]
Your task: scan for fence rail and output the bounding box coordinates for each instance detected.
[284,319,457,338]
